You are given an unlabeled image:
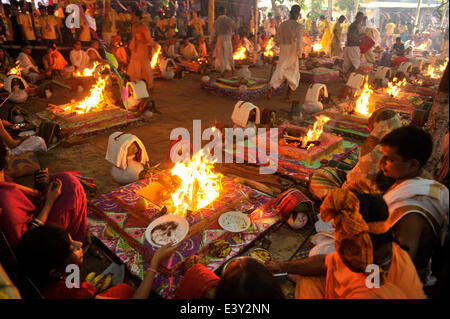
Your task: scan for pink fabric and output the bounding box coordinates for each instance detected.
[0,172,87,247]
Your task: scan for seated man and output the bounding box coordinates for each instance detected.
[164,38,180,60]
[180,38,199,61]
[378,126,449,283]
[0,143,86,248]
[16,46,41,84]
[70,40,90,72]
[42,43,69,78]
[391,37,407,67]
[266,188,425,299]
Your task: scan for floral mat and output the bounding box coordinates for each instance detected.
[201,76,285,100]
[87,174,281,299]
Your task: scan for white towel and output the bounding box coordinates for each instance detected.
[105,132,149,169]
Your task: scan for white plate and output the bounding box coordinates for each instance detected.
[18,130,36,137]
[218,211,251,233]
[145,214,189,248]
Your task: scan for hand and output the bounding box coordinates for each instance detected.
[45,178,62,204]
[35,168,50,189]
[265,261,283,274]
[149,242,179,269]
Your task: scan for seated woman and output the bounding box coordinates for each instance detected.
[0,143,86,248]
[15,224,177,299]
[110,35,128,71]
[175,256,285,299]
[16,46,41,84]
[0,120,47,156]
[180,38,199,61]
[391,37,407,67]
[42,43,70,78]
[70,40,90,72]
[266,189,425,299]
[86,40,107,67]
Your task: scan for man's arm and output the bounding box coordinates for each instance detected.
[266,254,327,276]
[393,213,426,264]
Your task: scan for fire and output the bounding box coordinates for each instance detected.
[439,57,449,72]
[62,75,108,114]
[301,115,330,148]
[170,150,223,216]
[7,65,21,76]
[74,62,99,77]
[264,38,274,57]
[354,77,374,117]
[151,44,162,69]
[233,46,247,60]
[425,64,440,79]
[312,43,322,52]
[385,77,407,98]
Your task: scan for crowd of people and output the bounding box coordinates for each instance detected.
[0,1,449,300]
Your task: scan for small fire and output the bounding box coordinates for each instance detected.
[425,64,440,79]
[151,44,162,69]
[7,62,21,76]
[439,57,449,72]
[233,46,247,60]
[63,75,108,114]
[74,62,99,77]
[354,77,374,117]
[385,77,407,98]
[264,38,274,57]
[170,150,223,216]
[312,43,322,52]
[301,115,330,149]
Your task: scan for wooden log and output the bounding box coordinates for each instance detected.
[111,194,153,226]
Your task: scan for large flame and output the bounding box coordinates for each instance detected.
[264,38,274,57]
[301,115,330,149]
[439,57,449,72]
[62,75,108,114]
[151,45,162,69]
[170,150,223,216]
[74,62,99,77]
[385,77,407,98]
[233,46,247,60]
[354,77,374,117]
[312,43,322,52]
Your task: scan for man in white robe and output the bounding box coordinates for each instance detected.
[210,6,236,77]
[69,40,90,72]
[342,12,364,80]
[16,46,40,84]
[268,5,304,102]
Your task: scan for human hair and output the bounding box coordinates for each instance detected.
[356,11,364,19]
[218,6,226,15]
[215,258,285,299]
[0,143,9,171]
[15,225,72,288]
[290,5,300,17]
[133,8,142,19]
[380,126,433,167]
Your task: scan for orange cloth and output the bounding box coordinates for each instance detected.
[175,264,220,299]
[296,243,426,299]
[127,22,153,89]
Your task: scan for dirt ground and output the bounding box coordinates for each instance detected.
[20,64,346,200]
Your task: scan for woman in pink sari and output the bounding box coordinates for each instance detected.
[127,9,154,91]
[0,143,87,247]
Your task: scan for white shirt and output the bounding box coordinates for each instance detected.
[70,49,90,70]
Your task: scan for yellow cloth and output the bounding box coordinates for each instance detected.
[189,17,206,38]
[385,23,396,36]
[296,243,426,299]
[155,19,166,39]
[319,20,332,53]
[40,15,58,40]
[17,13,36,41]
[79,18,91,42]
[180,43,198,60]
[166,17,177,39]
[330,22,343,57]
[306,18,312,32]
[398,25,408,34]
[103,9,119,34]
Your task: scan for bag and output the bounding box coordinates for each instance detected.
[38,121,60,146]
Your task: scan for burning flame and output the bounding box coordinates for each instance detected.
[7,65,21,76]
[233,46,247,60]
[385,77,407,98]
[312,43,322,52]
[425,64,441,79]
[354,77,374,117]
[301,115,330,149]
[63,75,108,114]
[151,45,162,69]
[264,38,274,57]
[439,57,449,72]
[170,150,223,216]
[74,62,99,77]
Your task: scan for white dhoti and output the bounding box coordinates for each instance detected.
[214,34,234,74]
[343,46,361,74]
[270,44,300,91]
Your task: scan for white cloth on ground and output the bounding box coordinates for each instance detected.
[105,132,149,170]
[10,136,47,156]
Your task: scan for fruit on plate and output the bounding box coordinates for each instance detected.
[249,249,272,263]
[208,240,231,258]
[85,272,113,292]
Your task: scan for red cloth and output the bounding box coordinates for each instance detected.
[96,283,134,299]
[392,56,408,67]
[0,172,87,247]
[360,35,375,54]
[43,281,134,299]
[175,264,220,299]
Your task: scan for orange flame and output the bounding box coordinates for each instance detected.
[151,45,162,69]
[439,57,449,72]
[312,43,322,52]
[233,46,247,60]
[63,75,108,114]
[385,77,407,98]
[170,150,223,216]
[264,38,274,57]
[354,77,374,117]
[301,115,330,148]
[74,62,99,77]
[7,66,21,76]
